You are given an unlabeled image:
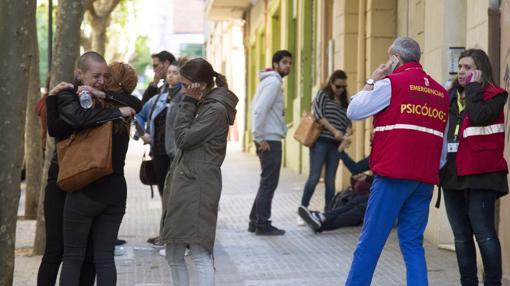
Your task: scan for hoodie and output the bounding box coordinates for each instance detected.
[251,70,288,142]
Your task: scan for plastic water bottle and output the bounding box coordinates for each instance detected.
[79,90,93,109]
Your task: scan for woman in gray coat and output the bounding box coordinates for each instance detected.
[160,58,238,286]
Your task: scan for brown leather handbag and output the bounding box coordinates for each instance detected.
[293,111,323,147]
[56,121,113,192]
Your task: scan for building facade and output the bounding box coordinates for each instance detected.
[147,0,205,57]
[207,1,510,283]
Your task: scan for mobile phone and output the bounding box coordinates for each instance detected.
[464,71,473,83]
[386,55,399,74]
[133,118,146,135]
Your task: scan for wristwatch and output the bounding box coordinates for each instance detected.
[365,79,375,85]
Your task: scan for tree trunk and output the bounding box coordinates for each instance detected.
[85,0,121,55]
[0,0,37,284]
[24,24,43,220]
[33,0,87,256]
[90,16,110,55]
[32,141,53,255]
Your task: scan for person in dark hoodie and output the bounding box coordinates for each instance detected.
[160,58,238,286]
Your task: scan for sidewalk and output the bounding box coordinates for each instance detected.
[14,140,461,285]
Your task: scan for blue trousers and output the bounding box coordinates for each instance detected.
[345,176,433,286]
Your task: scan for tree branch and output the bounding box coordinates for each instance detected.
[92,0,121,18]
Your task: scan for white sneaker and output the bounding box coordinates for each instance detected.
[297,214,306,226]
[159,248,166,256]
[114,246,126,256]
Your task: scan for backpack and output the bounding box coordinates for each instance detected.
[329,187,356,210]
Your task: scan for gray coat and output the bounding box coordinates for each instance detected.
[160,87,238,253]
[164,85,185,157]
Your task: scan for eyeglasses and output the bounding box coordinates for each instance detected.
[333,84,347,89]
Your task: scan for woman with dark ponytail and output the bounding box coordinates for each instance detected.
[160,58,238,285]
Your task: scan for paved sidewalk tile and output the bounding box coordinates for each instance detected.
[15,141,462,285]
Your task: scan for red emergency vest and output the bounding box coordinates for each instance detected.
[370,62,449,184]
[456,84,508,176]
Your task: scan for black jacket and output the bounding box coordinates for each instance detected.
[141,83,160,105]
[49,87,142,205]
[57,90,121,132]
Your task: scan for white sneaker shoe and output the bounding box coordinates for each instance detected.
[159,248,166,256]
[114,246,126,256]
[297,214,306,226]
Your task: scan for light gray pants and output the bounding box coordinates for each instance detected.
[165,243,214,286]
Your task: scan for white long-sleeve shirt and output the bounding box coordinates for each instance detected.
[347,78,448,168]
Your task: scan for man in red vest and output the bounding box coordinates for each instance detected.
[344,37,449,286]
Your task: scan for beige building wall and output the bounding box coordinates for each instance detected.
[466,0,489,51]
[331,0,360,188]
[206,20,246,145]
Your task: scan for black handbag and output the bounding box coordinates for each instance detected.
[138,91,162,197]
[139,155,158,186]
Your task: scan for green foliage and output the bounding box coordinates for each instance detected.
[130,35,152,86]
[36,1,56,87]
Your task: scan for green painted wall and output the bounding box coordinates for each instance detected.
[243,0,318,174]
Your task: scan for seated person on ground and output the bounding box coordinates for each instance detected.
[298,135,372,233]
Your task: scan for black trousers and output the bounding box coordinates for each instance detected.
[153,154,172,197]
[322,196,368,231]
[59,191,125,286]
[37,160,95,286]
[249,141,282,225]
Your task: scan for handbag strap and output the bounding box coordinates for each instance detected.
[147,88,164,131]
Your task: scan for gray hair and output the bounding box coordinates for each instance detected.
[389,37,421,63]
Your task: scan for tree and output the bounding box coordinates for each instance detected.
[24,23,43,220]
[0,0,37,284]
[33,0,92,256]
[85,0,121,55]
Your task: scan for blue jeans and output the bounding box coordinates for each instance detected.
[166,244,214,286]
[301,138,340,210]
[443,189,502,286]
[346,176,433,286]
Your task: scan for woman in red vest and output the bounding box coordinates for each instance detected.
[440,49,508,286]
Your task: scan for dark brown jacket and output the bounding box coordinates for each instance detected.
[160,87,238,253]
